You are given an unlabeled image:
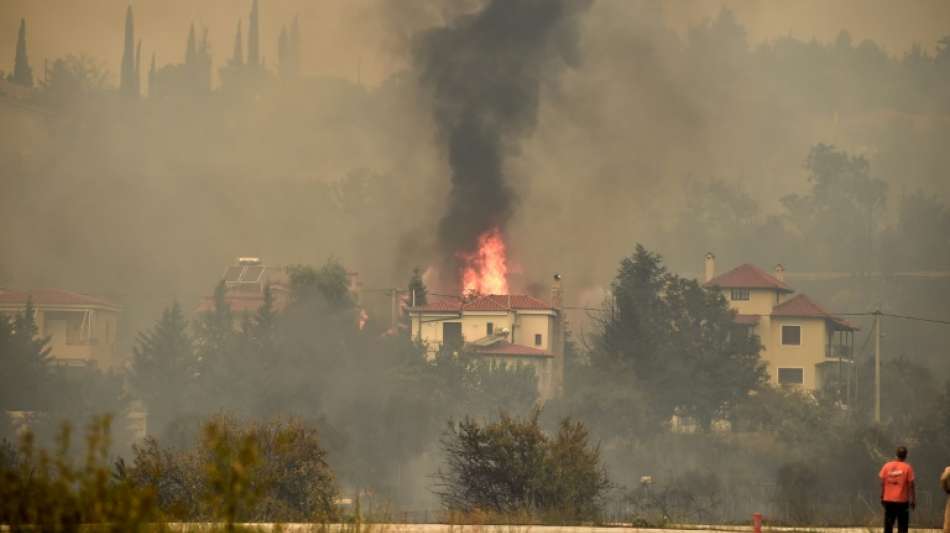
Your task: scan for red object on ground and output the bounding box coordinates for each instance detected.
[753,512,762,533]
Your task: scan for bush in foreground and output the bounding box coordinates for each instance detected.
[435,410,610,523]
[125,414,339,523]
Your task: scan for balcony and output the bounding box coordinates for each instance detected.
[825,344,853,359]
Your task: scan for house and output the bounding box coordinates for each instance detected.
[0,288,122,369]
[702,253,857,392]
[194,257,291,316]
[408,283,565,402]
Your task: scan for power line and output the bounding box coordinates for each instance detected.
[880,312,950,326]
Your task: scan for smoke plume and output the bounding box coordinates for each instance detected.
[413,0,591,289]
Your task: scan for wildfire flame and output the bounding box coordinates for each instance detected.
[460,227,509,295]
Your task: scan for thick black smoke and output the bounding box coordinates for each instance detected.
[413,0,591,287]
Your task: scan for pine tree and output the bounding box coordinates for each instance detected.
[247,0,260,68]
[0,298,51,411]
[130,302,196,432]
[120,5,136,97]
[10,18,33,87]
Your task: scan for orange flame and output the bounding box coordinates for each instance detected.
[460,227,510,295]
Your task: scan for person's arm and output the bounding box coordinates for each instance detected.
[909,479,916,509]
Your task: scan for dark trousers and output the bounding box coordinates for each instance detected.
[884,501,910,533]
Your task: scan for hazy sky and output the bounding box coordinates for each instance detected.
[1,1,948,88]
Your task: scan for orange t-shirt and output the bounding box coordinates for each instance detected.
[879,460,915,502]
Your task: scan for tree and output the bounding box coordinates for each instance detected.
[247,0,260,68]
[435,411,610,521]
[38,54,109,109]
[10,18,32,87]
[781,144,887,271]
[130,302,197,433]
[120,5,137,97]
[0,298,51,411]
[590,244,765,430]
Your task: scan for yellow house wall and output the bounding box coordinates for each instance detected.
[514,314,551,351]
[721,288,783,315]
[761,316,827,389]
[411,310,561,401]
[38,309,122,369]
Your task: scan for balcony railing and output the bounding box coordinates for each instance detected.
[825,344,853,359]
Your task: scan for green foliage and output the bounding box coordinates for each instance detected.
[0,416,160,532]
[129,302,197,432]
[781,144,887,271]
[436,411,610,522]
[125,415,338,524]
[590,244,766,430]
[0,298,52,411]
[10,18,33,87]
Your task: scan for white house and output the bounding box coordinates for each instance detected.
[408,292,564,401]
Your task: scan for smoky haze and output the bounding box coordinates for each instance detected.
[1,0,950,519]
[413,0,590,287]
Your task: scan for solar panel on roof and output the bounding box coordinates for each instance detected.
[241,266,264,283]
[224,266,244,282]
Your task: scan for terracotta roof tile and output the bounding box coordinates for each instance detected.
[0,288,119,309]
[469,341,553,358]
[705,264,793,292]
[772,294,858,330]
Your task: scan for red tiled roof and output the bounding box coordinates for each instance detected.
[705,264,793,292]
[469,341,553,358]
[412,294,553,313]
[772,294,858,331]
[0,288,119,309]
[734,314,760,325]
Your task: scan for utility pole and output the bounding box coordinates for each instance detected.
[873,309,882,424]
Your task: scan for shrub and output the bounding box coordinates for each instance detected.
[0,415,160,532]
[435,410,610,523]
[125,414,339,523]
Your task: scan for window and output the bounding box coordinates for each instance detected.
[730,288,750,301]
[778,368,804,385]
[486,322,494,336]
[782,325,801,345]
[443,322,463,350]
[534,333,543,347]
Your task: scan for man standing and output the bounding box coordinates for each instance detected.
[879,446,916,533]
[941,465,950,533]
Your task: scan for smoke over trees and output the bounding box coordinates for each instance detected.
[2,0,950,523]
[413,0,590,287]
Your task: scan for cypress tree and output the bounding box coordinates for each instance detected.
[247,0,260,68]
[148,52,156,96]
[133,39,142,97]
[186,23,197,65]
[11,18,32,87]
[290,15,300,78]
[278,26,289,80]
[231,20,244,66]
[120,5,136,96]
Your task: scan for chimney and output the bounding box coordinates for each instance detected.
[551,273,562,309]
[774,264,785,283]
[704,252,716,283]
